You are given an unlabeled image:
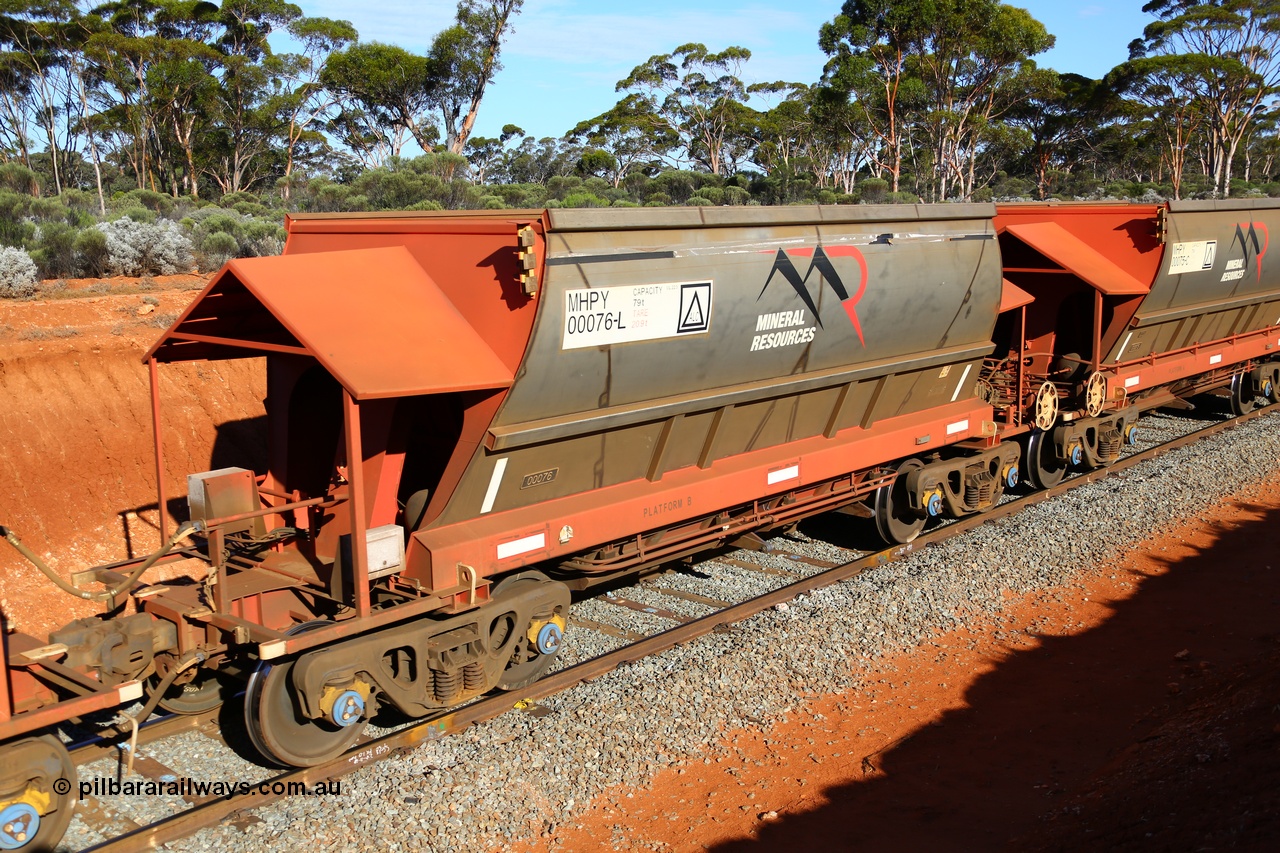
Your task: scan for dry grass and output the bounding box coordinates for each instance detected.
[19,325,80,341]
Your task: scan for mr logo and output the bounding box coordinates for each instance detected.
[1230,221,1270,282]
[758,246,869,345]
[677,282,711,333]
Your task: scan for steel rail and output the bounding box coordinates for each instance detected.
[78,403,1277,852]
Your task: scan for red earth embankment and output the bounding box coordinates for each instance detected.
[0,283,266,636]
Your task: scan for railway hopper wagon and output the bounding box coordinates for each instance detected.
[985,200,1280,489]
[0,204,1015,847]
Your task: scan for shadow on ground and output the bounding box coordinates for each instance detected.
[711,500,1280,852]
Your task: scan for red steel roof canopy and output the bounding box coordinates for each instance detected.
[146,246,513,399]
[1003,221,1150,295]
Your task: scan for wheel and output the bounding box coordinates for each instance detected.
[1082,371,1107,417]
[1024,429,1067,490]
[1033,381,1059,430]
[491,571,567,692]
[146,668,231,715]
[874,459,927,545]
[1263,365,1279,405]
[0,735,76,851]
[244,622,367,768]
[1228,371,1257,416]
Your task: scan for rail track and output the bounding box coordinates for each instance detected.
[60,402,1278,852]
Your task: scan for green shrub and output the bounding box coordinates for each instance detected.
[692,187,724,205]
[561,191,609,208]
[113,205,157,223]
[197,231,239,272]
[219,191,261,207]
[114,189,174,216]
[199,213,245,238]
[30,221,78,279]
[240,220,285,256]
[859,178,889,204]
[231,201,272,218]
[0,163,40,195]
[74,228,109,277]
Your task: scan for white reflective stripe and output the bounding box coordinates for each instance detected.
[950,363,972,402]
[259,639,287,661]
[767,464,799,485]
[1209,353,1223,365]
[118,680,144,702]
[497,532,545,560]
[1124,375,1141,388]
[480,457,508,514]
[946,419,969,436]
[1115,332,1132,362]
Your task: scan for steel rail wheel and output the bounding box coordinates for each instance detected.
[244,622,368,768]
[874,459,927,545]
[1259,364,1280,405]
[492,571,567,692]
[146,669,231,715]
[1228,371,1258,416]
[1025,429,1068,490]
[0,735,76,852]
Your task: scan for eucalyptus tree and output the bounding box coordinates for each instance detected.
[1005,70,1116,199]
[616,42,753,176]
[85,0,222,193]
[502,134,577,185]
[0,0,117,195]
[464,122,522,184]
[203,0,302,194]
[747,81,803,178]
[819,0,927,193]
[807,84,876,193]
[0,43,36,169]
[322,42,436,161]
[270,15,355,198]
[428,0,522,155]
[1108,53,1211,198]
[566,94,677,186]
[147,30,220,196]
[1240,107,1280,181]
[910,0,1054,200]
[1131,0,1280,196]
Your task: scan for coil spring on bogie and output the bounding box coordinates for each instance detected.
[432,668,462,703]
[432,662,487,702]
[965,471,994,508]
[1098,429,1122,461]
[463,661,485,693]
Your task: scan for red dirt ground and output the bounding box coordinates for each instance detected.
[0,275,266,636]
[518,476,1280,852]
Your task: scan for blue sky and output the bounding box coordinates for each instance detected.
[298,1,1154,142]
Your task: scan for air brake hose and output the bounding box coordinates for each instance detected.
[0,522,197,602]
